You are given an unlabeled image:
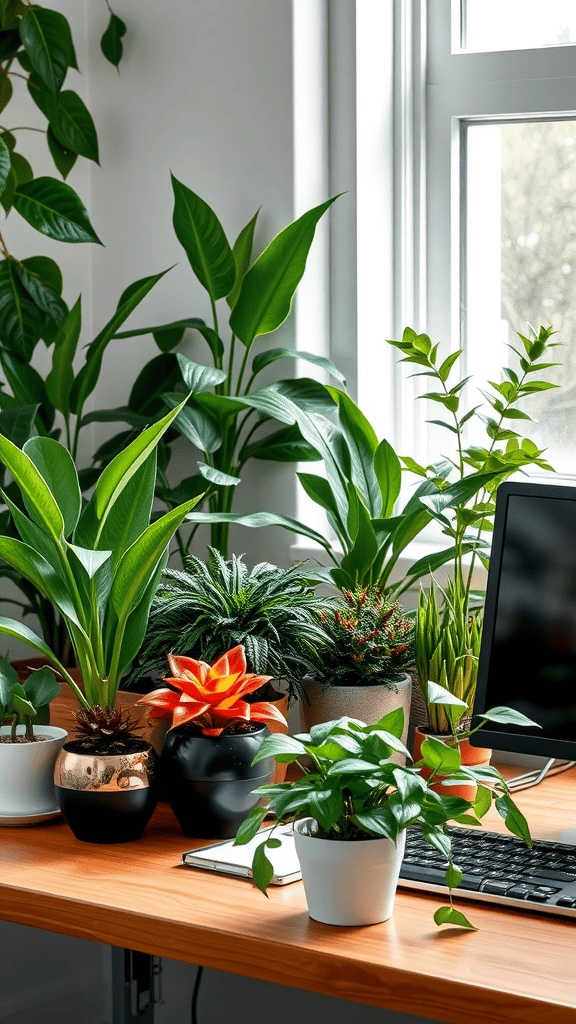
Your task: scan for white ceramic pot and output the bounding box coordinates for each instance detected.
[0,725,67,816]
[301,673,412,764]
[293,817,406,926]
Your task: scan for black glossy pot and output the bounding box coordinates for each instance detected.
[161,723,275,838]
[54,740,159,844]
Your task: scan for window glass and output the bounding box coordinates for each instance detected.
[465,119,576,472]
[462,0,576,52]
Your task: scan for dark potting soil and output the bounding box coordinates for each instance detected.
[65,737,150,756]
[0,734,50,743]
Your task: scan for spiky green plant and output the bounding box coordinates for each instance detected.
[132,550,332,701]
[416,581,483,734]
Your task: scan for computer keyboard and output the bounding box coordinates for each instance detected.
[399,826,576,918]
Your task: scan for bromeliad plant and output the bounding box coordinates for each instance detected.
[132,550,332,702]
[0,398,202,731]
[136,644,287,736]
[0,656,60,741]
[235,706,534,929]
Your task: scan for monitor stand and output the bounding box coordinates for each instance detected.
[508,758,576,846]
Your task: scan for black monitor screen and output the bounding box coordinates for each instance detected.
[473,482,576,759]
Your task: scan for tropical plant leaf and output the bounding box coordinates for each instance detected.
[16,255,67,325]
[0,432,63,541]
[164,394,222,454]
[176,353,227,392]
[13,177,101,244]
[171,173,236,301]
[50,90,99,163]
[0,134,10,192]
[243,423,321,463]
[230,195,339,348]
[45,297,81,416]
[23,436,81,538]
[0,260,44,360]
[197,463,240,487]
[100,11,126,68]
[227,208,259,309]
[433,906,477,930]
[184,509,333,551]
[19,7,69,93]
[251,347,346,385]
[46,124,77,179]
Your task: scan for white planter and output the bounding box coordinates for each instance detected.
[293,817,406,926]
[0,726,67,817]
[301,673,412,764]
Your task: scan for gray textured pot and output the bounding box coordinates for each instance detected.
[300,673,412,764]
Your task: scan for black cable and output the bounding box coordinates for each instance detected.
[191,964,204,1024]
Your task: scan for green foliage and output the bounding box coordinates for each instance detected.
[234,711,531,927]
[132,550,332,701]
[389,324,559,727]
[0,400,203,710]
[309,586,415,688]
[0,656,60,741]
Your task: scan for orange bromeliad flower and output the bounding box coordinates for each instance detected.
[136,645,287,737]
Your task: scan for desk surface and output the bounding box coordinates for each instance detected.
[1,711,575,1024]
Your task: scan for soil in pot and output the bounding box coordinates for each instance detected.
[413,726,492,802]
[54,737,159,844]
[161,721,275,838]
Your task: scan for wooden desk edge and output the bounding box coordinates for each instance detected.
[1,881,574,1024]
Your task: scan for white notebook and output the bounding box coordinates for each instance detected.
[182,825,302,885]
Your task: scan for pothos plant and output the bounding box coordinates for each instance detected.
[234,703,534,929]
[0,397,203,741]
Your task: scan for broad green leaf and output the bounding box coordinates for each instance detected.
[420,735,461,772]
[251,347,346,386]
[495,794,532,845]
[243,424,321,464]
[419,472,502,517]
[23,436,81,538]
[171,173,235,301]
[12,690,37,718]
[50,90,99,163]
[16,256,67,325]
[95,452,157,568]
[433,906,476,930]
[297,472,344,532]
[23,665,60,708]
[339,498,379,580]
[252,842,274,896]
[47,124,77,179]
[233,805,268,845]
[0,260,44,360]
[109,497,202,618]
[0,351,51,422]
[0,405,38,449]
[19,7,68,93]
[184,509,333,552]
[45,297,81,416]
[114,317,224,360]
[0,66,12,113]
[67,544,111,579]
[128,353,181,416]
[352,806,398,841]
[0,135,9,192]
[251,733,308,764]
[479,706,540,729]
[163,394,222,454]
[473,785,492,819]
[1,490,61,573]
[0,537,79,624]
[0,656,17,708]
[176,353,226,392]
[0,29,20,63]
[0,433,63,540]
[114,550,169,678]
[230,195,339,348]
[10,151,33,186]
[267,377,338,418]
[227,208,259,309]
[70,268,170,415]
[0,616,86,706]
[13,177,102,244]
[374,439,402,516]
[424,679,469,708]
[333,391,380,515]
[197,463,240,487]
[82,397,190,545]
[100,11,126,68]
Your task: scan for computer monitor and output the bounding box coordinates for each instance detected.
[472,480,576,785]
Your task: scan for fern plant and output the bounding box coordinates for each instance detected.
[132,551,332,701]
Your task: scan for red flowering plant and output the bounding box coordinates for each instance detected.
[136,645,288,736]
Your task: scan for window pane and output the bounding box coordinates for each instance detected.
[463,0,576,51]
[466,119,576,473]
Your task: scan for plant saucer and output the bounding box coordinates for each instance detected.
[0,808,61,827]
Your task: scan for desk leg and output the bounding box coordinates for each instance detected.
[111,948,159,1023]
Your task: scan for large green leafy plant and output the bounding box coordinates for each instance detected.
[0,0,123,374]
[192,326,559,597]
[235,705,534,928]
[0,398,202,725]
[132,550,332,701]
[97,176,345,557]
[0,655,59,740]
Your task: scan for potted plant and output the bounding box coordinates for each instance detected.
[302,587,415,757]
[0,655,66,823]
[0,397,203,842]
[136,644,287,838]
[234,706,534,929]
[132,549,332,702]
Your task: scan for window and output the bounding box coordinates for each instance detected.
[427,0,576,476]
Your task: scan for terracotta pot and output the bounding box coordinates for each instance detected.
[301,673,412,765]
[413,726,492,802]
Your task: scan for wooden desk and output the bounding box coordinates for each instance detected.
[1,709,575,1024]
